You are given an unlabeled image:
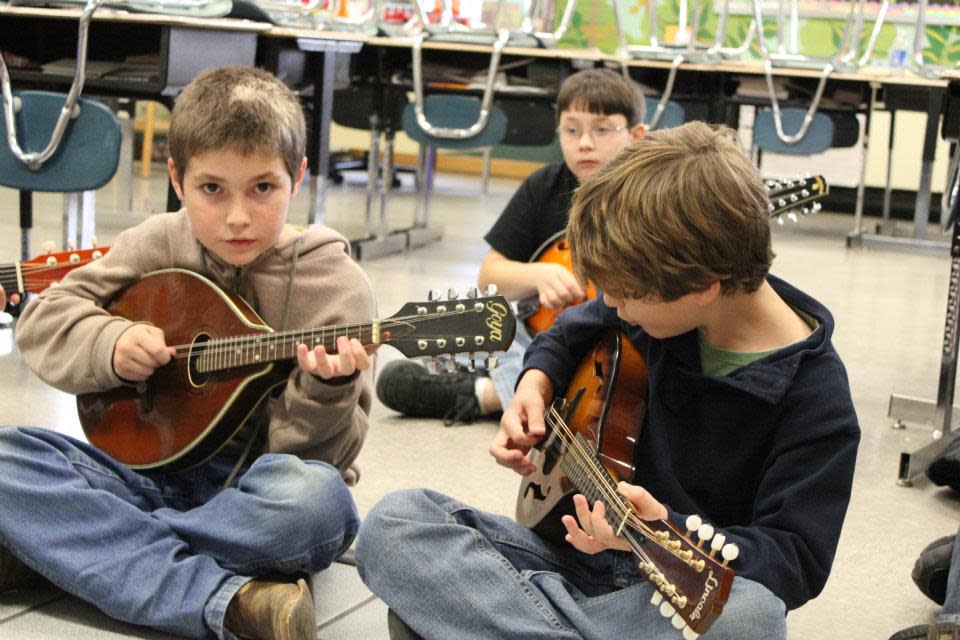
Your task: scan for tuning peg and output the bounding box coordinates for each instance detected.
[671,613,686,630]
[466,286,478,299]
[697,523,714,548]
[40,240,57,253]
[484,355,499,370]
[467,354,477,372]
[709,533,726,558]
[787,212,798,223]
[91,235,99,247]
[812,202,822,213]
[445,359,460,373]
[767,202,775,213]
[721,543,739,566]
[428,289,442,301]
[776,216,785,225]
[685,515,702,536]
[427,357,442,374]
[659,601,675,618]
[447,288,459,300]
[484,284,498,296]
[650,590,664,606]
[683,627,701,640]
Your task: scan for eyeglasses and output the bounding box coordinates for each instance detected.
[556,123,628,142]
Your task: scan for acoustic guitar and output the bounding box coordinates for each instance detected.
[77,269,516,472]
[516,174,829,335]
[0,246,109,298]
[516,330,737,638]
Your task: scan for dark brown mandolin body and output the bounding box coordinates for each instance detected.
[516,330,648,541]
[77,270,290,471]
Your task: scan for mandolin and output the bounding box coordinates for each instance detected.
[0,246,109,297]
[77,269,516,472]
[516,174,829,335]
[516,330,737,638]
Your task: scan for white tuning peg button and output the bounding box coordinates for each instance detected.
[659,601,675,618]
[697,523,714,546]
[685,515,702,534]
[428,289,442,301]
[484,355,499,370]
[466,287,478,299]
[721,543,739,565]
[467,355,477,372]
[445,359,459,373]
[427,357,441,374]
[447,288,459,300]
[709,533,726,557]
[683,626,701,640]
[650,591,664,606]
[671,613,686,630]
[485,283,498,296]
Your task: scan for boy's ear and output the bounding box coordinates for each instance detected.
[694,280,722,306]
[292,156,308,194]
[630,122,647,140]
[167,158,185,202]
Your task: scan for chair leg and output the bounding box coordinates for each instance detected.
[140,100,156,179]
[61,191,96,250]
[19,190,32,261]
[414,146,436,229]
[481,147,492,194]
[365,116,381,237]
[116,106,134,214]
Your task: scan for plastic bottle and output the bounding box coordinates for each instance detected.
[888,33,909,71]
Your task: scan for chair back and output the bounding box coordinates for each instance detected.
[645,97,685,131]
[753,107,834,155]
[0,91,121,192]
[333,85,409,132]
[402,95,507,150]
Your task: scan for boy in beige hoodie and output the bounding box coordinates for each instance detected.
[0,66,375,640]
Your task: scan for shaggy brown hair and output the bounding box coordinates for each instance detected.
[168,66,306,184]
[556,68,645,126]
[568,122,774,302]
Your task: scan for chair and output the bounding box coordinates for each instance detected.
[0,90,122,259]
[752,107,835,158]
[399,94,508,249]
[645,95,685,131]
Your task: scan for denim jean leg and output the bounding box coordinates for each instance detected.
[0,427,236,639]
[940,524,960,622]
[488,327,531,408]
[151,454,360,637]
[357,488,598,640]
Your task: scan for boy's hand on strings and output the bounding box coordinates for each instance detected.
[113,324,176,381]
[561,482,668,554]
[491,369,553,475]
[532,263,586,310]
[297,335,377,380]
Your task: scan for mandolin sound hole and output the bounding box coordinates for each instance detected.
[187,333,213,388]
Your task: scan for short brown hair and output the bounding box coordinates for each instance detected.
[568,122,774,301]
[557,68,645,126]
[168,66,306,183]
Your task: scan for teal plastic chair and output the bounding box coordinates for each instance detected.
[400,94,508,247]
[0,91,122,258]
[752,107,835,156]
[644,96,685,131]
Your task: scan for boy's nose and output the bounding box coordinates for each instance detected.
[225,201,251,227]
[578,132,595,149]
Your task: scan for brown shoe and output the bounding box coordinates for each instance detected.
[224,578,316,640]
[0,545,46,593]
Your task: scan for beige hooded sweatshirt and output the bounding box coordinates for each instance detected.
[15,211,375,474]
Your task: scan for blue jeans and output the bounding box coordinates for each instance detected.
[356,489,786,640]
[941,525,960,623]
[0,426,359,639]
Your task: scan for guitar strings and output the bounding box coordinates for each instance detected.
[542,406,679,598]
[542,404,683,569]
[162,307,491,360]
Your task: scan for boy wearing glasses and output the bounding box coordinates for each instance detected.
[377,68,646,425]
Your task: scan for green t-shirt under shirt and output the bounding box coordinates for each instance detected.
[698,309,819,377]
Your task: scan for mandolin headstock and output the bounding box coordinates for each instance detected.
[378,285,516,370]
[633,514,738,638]
[766,174,828,224]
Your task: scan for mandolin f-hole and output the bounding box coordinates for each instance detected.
[187,333,213,388]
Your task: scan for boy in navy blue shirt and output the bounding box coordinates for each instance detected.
[357,122,860,639]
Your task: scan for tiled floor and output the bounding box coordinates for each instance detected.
[0,164,958,639]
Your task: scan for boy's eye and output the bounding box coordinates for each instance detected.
[254,182,273,194]
[201,183,220,194]
[593,126,613,137]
